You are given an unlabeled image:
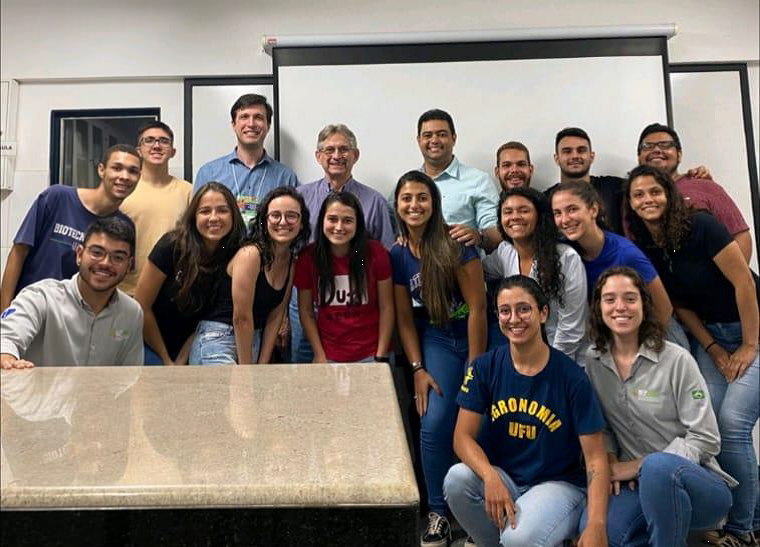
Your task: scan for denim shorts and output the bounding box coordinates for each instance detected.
[189,320,261,365]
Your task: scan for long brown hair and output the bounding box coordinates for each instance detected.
[550,180,609,230]
[589,266,664,353]
[624,164,692,251]
[173,182,246,314]
[394,170,461,326]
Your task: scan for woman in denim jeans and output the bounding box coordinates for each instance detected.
[390,170,487,547]
[190,187,311,365]
[624,164,758,547]
[135,182,246,366]
[584,266,735,547]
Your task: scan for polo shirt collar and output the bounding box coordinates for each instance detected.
[319,177,356,194]
[420,156,460,181]
[595,341,660,376]
[228,147,273,168]
[67,273,119,312]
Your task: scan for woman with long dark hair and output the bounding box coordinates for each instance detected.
[189,186,310,365]
[135,182,246,365]
[391,170,487,547]
[294,191,393,363]
[483,187,587,361]
[585,266,735,547]
[624,164,758,546]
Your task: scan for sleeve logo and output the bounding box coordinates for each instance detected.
[691,389,705,400]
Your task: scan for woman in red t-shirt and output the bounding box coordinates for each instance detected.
[294,192,394,363]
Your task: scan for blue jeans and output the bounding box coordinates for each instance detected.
[444,463,586,547]
[143,344,163,366]
[581,452,732,547]
[189,320,261,365]
[419,321,471,515]
[289,290,314,363]
[693,321,760,536]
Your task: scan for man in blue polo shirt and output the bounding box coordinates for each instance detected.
[193,93,299,227]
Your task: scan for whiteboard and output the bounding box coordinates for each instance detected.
[276,55,667,194]
[671,69,759,272]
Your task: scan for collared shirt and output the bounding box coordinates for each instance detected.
[585,341,736,486]
[193,148,299,226]
[0,274,144,366]
[298,177,395,249]
[423,156,500,230]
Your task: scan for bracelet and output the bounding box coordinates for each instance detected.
[705,341,717,352]
[411,361,425,373]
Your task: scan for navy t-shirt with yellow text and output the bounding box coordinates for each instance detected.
[457,345,605,487]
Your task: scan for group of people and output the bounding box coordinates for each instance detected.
[0,93,757,547]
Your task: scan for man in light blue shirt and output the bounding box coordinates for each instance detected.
[415,109,501,251]
[193,94,298,227]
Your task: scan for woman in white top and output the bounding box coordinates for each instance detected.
[483,186,587,362]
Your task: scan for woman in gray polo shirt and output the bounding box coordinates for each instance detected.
[582,266,736,547]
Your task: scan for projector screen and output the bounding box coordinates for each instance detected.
[273,37,669,195]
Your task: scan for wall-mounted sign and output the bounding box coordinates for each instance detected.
[1,141,17,157]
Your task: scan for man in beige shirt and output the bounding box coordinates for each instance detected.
[119,121,192,295]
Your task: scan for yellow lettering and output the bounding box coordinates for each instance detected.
[536,405,551,422]
[491,404,500,421]
[509,421,518,437]
[527,425,536,439]
[499,400,508,415]
[548,419,562,432]
[518,398,528,413]
[508,398,517,412]
[528,401,538,415]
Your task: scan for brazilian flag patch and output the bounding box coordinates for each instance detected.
[691,389,705,400]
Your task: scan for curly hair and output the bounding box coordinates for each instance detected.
[173,182,246,314]
[624,164,692,251]
[246,186,311,268]
[589,266,665,354]
[394,170,462,326]
[497,187,565,307]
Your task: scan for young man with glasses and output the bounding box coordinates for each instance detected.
[193,94,298,227]
[0,145,139,311]
[637,122,752,262]
[289,123,394,363]
[1,217,144,369]
[119,121,192,295]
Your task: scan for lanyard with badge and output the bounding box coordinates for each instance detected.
[230,161,269,227]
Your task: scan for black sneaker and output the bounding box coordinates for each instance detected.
[421,511,451,547]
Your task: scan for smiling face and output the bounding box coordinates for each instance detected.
[496,148,533,190]
[195,190,233,249]
[266,195,303,246]
[316,132,359,184]
[501,195,538,242]
[496,286,547,345]
[417,119,456,166]
[98,151,141,201]
[629,174,668,226]
[76,233,132,293]
[638,131,681,177]
[599,274,644,339]
[138,127,175,167]
[551,190,598,241]
[554,136,595,179]
[232,104,269,149]
[322,201,357,253]
[396,181,433,230]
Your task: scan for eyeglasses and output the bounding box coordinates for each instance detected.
[140,136,172,148]
[319,146,354,157]
[640,140,676,152]
[85,245,131,266]
[267,211,301,225]
[497,303,533,319]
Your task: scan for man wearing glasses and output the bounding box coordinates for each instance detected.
[637,122,752,262]
[0,145,139,311]
[1,217,144,369]
[193,93,298,227]
[289,124,394,362]
[119,121,192,295]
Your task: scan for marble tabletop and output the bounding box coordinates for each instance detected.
[0,364,419,511]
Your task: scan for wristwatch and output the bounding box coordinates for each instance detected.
[411,361,425,373]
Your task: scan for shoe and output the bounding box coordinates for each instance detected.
[463,535,477,547]
[421,512,451,547]
[709,531,757,547]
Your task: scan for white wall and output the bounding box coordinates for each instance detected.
[0,0,758,261]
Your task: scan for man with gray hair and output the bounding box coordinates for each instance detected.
[289,123,394,362]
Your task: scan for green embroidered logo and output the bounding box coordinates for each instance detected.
[691,389,705,400]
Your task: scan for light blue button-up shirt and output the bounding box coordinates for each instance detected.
[425,156,499,230]
[193,148,299,225]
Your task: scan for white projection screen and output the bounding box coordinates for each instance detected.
[273,37,670,196]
